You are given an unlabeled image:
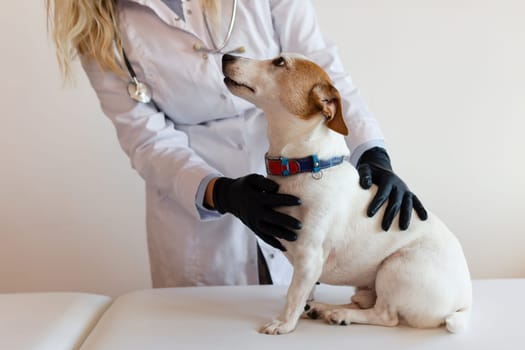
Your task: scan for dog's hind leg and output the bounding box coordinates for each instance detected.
[323,301,399,327]
[303,301,359,320]
[259,250,324,335]
[351,286,377,309]
[304,286,375,320]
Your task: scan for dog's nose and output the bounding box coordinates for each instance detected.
[222,54,238,64]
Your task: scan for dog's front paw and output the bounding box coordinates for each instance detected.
[324,309,352,326]
[258,319,296,335]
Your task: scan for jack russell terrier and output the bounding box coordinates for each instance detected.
[222,53,472,335]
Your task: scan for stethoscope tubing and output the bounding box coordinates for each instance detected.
[197,0,238,53]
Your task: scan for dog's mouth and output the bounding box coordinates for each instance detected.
[224,77,256,94]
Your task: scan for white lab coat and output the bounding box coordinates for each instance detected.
[81,0,385,287]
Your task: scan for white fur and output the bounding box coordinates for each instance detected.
[222,53,472,335]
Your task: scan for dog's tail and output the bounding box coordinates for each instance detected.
[445,307,471,333]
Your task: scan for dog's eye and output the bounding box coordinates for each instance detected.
[272,57,286,67]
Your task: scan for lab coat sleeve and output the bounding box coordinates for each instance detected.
[269,0,386,165]
[80,55,221,220]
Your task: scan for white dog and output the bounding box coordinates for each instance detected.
[222,53,472,335]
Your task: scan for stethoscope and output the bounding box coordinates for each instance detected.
[125,0,244,104]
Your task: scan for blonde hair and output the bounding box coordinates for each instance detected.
[46,0,222,81]
[46,0,125,80]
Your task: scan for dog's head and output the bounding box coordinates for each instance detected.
[222,53,348,136]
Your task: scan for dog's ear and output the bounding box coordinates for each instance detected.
[310,83,349,136]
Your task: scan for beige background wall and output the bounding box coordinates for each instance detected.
[0,0,523,297]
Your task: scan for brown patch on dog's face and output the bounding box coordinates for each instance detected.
[275,56,348,135]
[222,54,348,135]
[275,58,331,116]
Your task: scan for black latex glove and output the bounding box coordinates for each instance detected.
[357,147,428,231]
[212,174,302,251]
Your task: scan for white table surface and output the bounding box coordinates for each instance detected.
[80,279,525,350]
[0,292,111,350]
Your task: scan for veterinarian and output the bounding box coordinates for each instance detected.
[47,0,427,288]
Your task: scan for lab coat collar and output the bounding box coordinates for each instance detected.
[123,0,194,34]
[122,0,236,55]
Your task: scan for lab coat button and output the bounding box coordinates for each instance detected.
[220,93,227,100]
[202,53,209,60]
[269,254,275,259]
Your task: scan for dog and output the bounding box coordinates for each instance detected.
[222,53,472,335]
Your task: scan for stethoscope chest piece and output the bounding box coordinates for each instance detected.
[127,78,152,104]
[123,49,152,104]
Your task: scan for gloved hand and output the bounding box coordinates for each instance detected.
[212,174,302,251]
[357,147,428,231]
